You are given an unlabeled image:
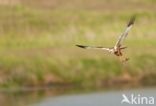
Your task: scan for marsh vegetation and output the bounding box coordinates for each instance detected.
[0,0,156,88]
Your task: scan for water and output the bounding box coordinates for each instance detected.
[33,88,156,106]
[0,87,156,106]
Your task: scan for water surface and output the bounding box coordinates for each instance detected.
[33,88,156,106]
[0,87,156,106]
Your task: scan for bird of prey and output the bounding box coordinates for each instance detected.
[76,16,135,62]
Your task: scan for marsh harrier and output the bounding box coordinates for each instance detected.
[76,16,135,62]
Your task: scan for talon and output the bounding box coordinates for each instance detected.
[125,58,129,61]
[122,58,129,62]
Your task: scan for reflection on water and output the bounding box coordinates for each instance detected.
[0,87,156,106]
[0,87,72,106]
[0,90,41,106]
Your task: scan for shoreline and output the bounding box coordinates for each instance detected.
[0,71,156,93]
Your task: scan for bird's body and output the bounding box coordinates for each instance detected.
[76,16,135,62]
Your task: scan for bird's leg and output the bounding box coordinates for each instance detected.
[122,56,129,63]
[117,48,129,62]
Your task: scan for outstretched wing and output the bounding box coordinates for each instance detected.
[115,16,135,47]
[76,45,111,51]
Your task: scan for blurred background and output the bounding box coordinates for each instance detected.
[0,0,156,106]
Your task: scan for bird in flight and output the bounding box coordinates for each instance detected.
[76,16,135,62]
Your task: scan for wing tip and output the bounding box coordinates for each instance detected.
[76,45,87,49]
[127,15,136,27]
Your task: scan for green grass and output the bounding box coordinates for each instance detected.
[0,0,156,88]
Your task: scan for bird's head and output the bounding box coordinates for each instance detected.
[109,49,114,54]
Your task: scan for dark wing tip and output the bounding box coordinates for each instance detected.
[127,15,136,27]
[76,45,87,49]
